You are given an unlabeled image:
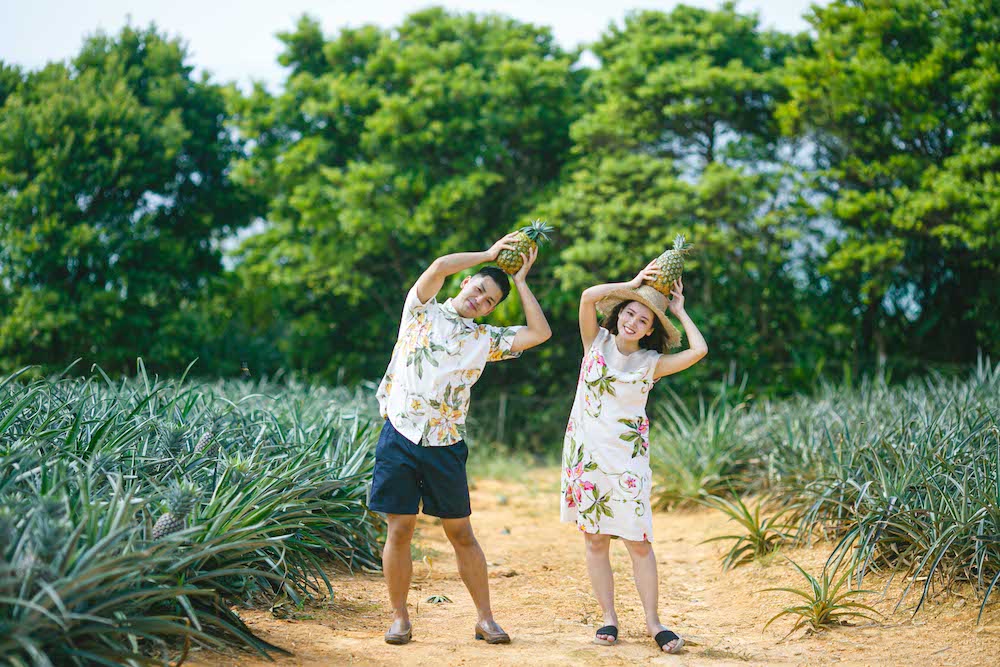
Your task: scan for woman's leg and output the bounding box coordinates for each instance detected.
[623,538,681,652]
[584,532,617,641]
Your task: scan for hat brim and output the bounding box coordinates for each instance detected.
[596,289,682,351]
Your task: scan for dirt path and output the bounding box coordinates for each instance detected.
[191,470,999,666]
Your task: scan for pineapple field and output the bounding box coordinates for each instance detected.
[649,358,1000,622]
[3,359,1000,665]
[0,363,384,665]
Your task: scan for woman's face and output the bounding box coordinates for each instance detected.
[617,301,655,343]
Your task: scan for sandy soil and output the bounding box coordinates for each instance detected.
[190,470,999,667]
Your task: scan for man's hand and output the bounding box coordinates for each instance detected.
[487,233,520,261]
[513,246,538,283]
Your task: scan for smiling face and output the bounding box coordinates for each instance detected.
[616,301,655,343]
[453,275,504,319]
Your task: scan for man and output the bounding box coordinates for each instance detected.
[371,232,551,646]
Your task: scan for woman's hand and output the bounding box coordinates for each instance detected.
[667,278,685,315]
[629,260,660,289]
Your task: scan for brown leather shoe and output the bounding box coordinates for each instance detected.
[474,621,511,644]
[384,625,412,645]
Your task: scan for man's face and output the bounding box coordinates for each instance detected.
[453,275,503,319]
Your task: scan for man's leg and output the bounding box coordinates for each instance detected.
[384,513,417,635]
[442,517,509,641]
[442,517,493,623]
[367,420,422,641]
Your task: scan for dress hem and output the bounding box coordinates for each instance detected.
[560,516,652,543]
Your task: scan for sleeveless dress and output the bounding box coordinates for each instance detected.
[560,327,661,542]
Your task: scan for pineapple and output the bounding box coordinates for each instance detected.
[496,219,554,275]
[193,429,217,458]
[194,415,223,458]
[152,481,200,539]
[646,234,691,296]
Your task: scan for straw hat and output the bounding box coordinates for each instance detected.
[596,284,681,351]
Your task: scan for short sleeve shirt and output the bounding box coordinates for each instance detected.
[376,287,524,447]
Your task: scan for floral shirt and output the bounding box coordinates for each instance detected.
[376,286,524,447]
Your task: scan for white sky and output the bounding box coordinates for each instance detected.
[1,1,821,90]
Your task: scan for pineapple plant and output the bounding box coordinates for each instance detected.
[646,234,691,296]
[193,415,223,458]
[158,421,189,458]
[496,219,554,275]
[223,452,253,486]
[0,505,15,555]
[151,481,200,539]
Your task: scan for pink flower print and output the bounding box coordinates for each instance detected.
[584,349,606,374]
[638,417,649,437]
[573,485,583,504]
[620,472,640,494]
[564,484,576,508]
[573,462,584,479]
[581,480,595,492]
[566,419,576,436]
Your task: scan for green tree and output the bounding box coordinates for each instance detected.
[228,9,582,380]
[779,0,1000,362]
[538,5,818,392]
[0,25,258,372]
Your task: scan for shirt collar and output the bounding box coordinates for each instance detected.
[442,298,476,328]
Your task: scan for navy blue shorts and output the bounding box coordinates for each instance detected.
[368,420,471,519]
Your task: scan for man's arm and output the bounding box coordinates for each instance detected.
[509,247,552,353]
[413,233,519,304]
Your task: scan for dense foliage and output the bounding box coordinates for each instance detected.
[0,365,381,664]
[0,2,997,449]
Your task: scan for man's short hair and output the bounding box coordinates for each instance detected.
[474,266,512,304]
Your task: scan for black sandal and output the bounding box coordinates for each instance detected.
[654,628,684,654]
[593,625,618,646]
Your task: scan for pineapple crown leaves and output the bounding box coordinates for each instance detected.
[517,219,555,244]
[222,451,258,485]
[157,421,189,457]
[670,233,692,253]
[29,512,70,560]
[0,505,17,553]
[162,480,201,518]
[34,494,66,520]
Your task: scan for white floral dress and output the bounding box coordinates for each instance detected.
[560,327,660,542]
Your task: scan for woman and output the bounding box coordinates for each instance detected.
[560,261,708,653]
